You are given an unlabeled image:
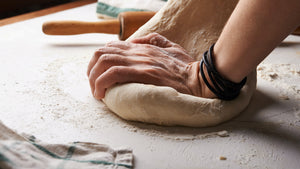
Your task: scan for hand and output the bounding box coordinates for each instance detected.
[87,33,211,99]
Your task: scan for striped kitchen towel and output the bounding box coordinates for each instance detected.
[97,0,167,19]
[0,121,133,169]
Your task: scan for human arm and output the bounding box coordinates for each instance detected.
[213,0,300,83]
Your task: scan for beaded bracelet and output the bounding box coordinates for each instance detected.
[199,44,247,100]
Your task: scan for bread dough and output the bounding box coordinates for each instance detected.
[128,0,239,60]
[104,72,256,127]
[103,0,257,127]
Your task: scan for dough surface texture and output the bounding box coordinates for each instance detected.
[103,72,256,127]
[103,0,257,127]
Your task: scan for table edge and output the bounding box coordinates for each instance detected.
[0,0,97,26]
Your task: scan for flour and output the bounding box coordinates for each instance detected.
[35,55,232,141]
[257,63,300,100]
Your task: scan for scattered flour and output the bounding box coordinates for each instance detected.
[23,58,298,143]
[257,64,300,101]
[36,55,232,141]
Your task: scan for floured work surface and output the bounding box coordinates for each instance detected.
[1,3,300,169]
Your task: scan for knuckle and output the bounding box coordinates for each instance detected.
[105,41,116,47]
[149,37,159,46]
[94,50,102,56]
[108,67,121,75]
[154,35,164,41]
[94,80,103,90]
[94,77,101,86]
[99,54,112,64]
[94,48,106,56]
[106,41,131,49]
[88,73,95,84]
[96,46,106,52]
[99,54,121,66]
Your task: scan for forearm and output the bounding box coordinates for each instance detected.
[214,0,300,83]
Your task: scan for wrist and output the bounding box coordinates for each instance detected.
[186,61,202,97]
[199,44,247,100]
[214,42,248,83]
[187,61,216,98]
[197,61,217,98]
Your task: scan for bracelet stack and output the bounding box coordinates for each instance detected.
[200,44,247,100]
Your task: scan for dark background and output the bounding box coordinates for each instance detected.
[0,0,79,19]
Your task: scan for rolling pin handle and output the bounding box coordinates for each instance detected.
[118,11,156,40]
[42,20,120,35]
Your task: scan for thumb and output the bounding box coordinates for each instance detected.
[130,33,174,48]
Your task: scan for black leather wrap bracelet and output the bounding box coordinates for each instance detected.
[199,44,247,100]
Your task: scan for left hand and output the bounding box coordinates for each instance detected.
[87,33,203,100]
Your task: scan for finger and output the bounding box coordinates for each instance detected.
[130,33,174,48]
[89,54,130,94]
[105,41,131,50]
[130,33,161,44]
[87,47,124,76]
[93,66,136,99]
[89,55,157,95]
[94,65,193,99]
[94,66,161,99]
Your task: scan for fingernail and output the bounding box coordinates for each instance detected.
[94,91,98,98]
[150,38,158,45]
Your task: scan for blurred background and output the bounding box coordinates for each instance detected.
[0,0,80,19]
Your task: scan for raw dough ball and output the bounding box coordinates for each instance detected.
[102,0,257,127]
[103,71,256,127]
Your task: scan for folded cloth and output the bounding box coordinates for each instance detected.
[0,121,133,169]
[97,0,167,19]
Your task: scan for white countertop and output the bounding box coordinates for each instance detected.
[1,3,300,169]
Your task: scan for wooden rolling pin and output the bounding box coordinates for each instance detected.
[43,11,300,40]
[42,11,156,40]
